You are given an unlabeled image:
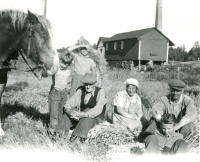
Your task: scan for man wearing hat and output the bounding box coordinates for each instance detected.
[56,73,107,142]
[144,79,197,141]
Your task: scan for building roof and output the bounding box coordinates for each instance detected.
[97,37,110,47]
[102,27,174,46]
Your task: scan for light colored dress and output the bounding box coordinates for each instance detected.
[113,90,143,130]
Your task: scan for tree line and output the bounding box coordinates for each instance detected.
[169,41,200,61]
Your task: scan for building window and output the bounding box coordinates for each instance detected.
[121,41,124,49]
[100,49,102,53]
[114,42,117,50]
[106,43,108,50]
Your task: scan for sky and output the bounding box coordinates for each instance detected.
[0,0,200,52]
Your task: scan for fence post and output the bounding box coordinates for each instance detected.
[177,66,180,79]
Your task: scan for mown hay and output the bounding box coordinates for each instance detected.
[86,121,145,155]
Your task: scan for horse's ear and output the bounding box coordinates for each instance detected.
[27,10,39,24]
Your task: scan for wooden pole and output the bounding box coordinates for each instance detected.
[177,66,180,79]
[138,39,141,72]
[166,42,169,64]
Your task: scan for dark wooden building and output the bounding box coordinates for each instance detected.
[97,27,174,67]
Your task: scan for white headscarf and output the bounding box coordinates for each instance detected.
[124,78,139,88]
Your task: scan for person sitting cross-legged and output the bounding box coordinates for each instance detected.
[145,114,187,154]
[56,73,107,142]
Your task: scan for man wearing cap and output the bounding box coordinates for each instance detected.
[56,73,107,142]
[112,78,143,131]
[144,79,197,140]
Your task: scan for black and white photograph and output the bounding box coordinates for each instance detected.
[0,0,199,161]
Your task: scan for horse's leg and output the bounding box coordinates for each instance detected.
[0,83,6,136]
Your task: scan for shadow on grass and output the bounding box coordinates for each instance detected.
[1,103,50,128]
[5,81,29,92]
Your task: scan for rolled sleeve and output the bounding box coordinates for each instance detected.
[181,96,197,124]
[87,89,107,118]
[64,89,82,112]
[113,91,125,107]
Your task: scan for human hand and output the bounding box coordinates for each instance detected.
[150,110,161,121]
[174,124,181,131]
[132,116,140,121]
[154,114,161,122]
[174,121,185,131]
[70,111,79,120]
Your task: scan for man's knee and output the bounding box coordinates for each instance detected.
[145,135,160,154]
[180,122,196,138]
[50,119,58,129]
[175,139,187,146]
[145,134,158,144]
[170,139,187,154]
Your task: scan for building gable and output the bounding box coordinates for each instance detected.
[140,29,168,61]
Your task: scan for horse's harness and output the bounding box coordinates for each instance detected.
[18,24,46,79]
[0,24,45,79]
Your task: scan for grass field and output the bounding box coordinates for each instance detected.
[0,59,199,161]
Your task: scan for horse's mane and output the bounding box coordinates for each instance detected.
[0,10,52,32]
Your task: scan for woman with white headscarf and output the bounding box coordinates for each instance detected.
[112,78,143,131]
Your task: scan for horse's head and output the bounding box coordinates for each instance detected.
[20,10,59,77]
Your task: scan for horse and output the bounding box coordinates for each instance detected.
[0,10,60,136]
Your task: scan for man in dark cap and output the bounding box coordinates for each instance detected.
[143,79,197,143]
[56,73,107,142]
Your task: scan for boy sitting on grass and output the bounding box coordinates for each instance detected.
[145,114,187,154]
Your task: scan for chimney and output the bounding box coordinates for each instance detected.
[155,0,162,32]
[42,0,47,16]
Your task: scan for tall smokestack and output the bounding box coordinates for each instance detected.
[42,0,47,16]
[155,0,162,32]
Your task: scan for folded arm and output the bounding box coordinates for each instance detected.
[63,89,82,118]
[67,45,90,57]
[174,97,197,130]
[85,89,107,118]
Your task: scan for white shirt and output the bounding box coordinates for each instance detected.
[74,54,96,75]
[53,68,70,90]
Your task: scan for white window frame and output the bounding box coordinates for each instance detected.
[121,41,124,49]
[106,43,108,50]
[114,42,117,50]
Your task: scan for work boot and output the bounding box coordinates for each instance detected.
[70,135,78,142]
[79,137,87,143]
